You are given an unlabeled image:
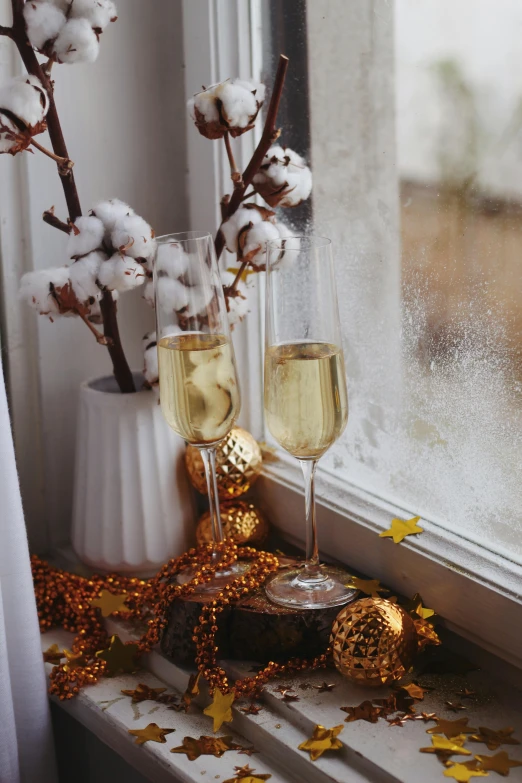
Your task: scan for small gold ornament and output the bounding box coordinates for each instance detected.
[171,735,243,761]
[379,516,423,544]
[90,589,129,618]
[298,724,344,761]
[196,501,269,547]
[185,427,262,499]
[95,635,139,676]
[420,734,472,763]
[330,598,418,686]
[203,689,235,732]
[43,643,64,665]
[128,723,175,745]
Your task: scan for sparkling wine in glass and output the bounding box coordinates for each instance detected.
[264,236,357,608]
[154,231,242,583]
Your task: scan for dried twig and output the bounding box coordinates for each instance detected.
[30,137,73,173]
[214,54,289,259]
[0,25,13,38]
[224,131,242,186]
[42,207,70,234]
[225,260,249,299]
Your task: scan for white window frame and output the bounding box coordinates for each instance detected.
[182,0,522,669]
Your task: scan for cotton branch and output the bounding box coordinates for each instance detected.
[0,25,13,38]
[30,137,74,174]
[224,131,241,186]
[214,54,289,260]
[42,207,70,234]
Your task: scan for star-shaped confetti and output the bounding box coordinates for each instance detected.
[171,735,242,761]
[443,761,488,782]
[63,649,89,672]
[379,516,423,544]
[43,643,64,664]
[475,751,522,775]
[345,576,389,598]
[415,712,438,723]
[341,700,383,724]
[171,672,201,713]
[420,734,472,763]
[203,689,235,732]
[427,718,477,739]
[240,704,262,715]
[238,746,259,756]
[298,724,344,761]
[223,764,272,783]
[398,682,433,701]
[313,682,336,693]
[387,714,412,727]
[282,692,300,703]
[90,590,129,618]
[273,685,293,696]
[121,684,167,703]
[469,727,520,751]
[95,635,139,676]
[404,592,435,620]
[128,723,175,745]
[446,701,467,713]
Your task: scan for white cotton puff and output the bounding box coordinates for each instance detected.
[49,0,72,12]
[0,115,19,154]
[69,0,117,30]
[54,18,100,64]
[241,220,280,268]
[221,205,266,253]
[143,331,158,386]
[155,242,189,279]
[91,198,134,234]
[188,78,265,138]
[111,214,155,260]
[253,145,312,207]
[68,250,106,301]
[97,253,146,291]
[185,284,214,317]
[221,271,249,326]
[24,1,66,50]
[19,266,70,316]
[143,279,155,308]
[67,215,105,258]
[156,275,189,312]
[0,74,49,127]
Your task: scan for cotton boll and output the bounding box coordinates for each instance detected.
[98,253,146,291]
[156,275,189,312]
[67,215,105,258]
[19,266,70,316]
[54,18,100,64]
[91,198,134,234]
[221,204,268,253]
[0,74,49,128]
[241,220,281,269]
[0,115,19,154]
[184,284,214,317]
[188,78,265,139]
[69,0,117,30]
[111,214,156,260]
[143,279,155,308]
[143,331,158,386]
[253,145,312,207]
[155,242,189,279]
[226,292,249,326]
[24,1,66,50]
[49,0,73,12]
[68,250,105,301]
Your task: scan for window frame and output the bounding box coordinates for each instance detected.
[182,0,522,669]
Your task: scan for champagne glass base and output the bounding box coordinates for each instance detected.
[265,565,358,609]
[177,560,250,596]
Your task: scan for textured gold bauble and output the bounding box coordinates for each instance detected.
[185,427,262,500]
[330,597,417,686]
[196,501,269,547]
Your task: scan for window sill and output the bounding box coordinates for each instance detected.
[256,453,522,670]
[43,615,522,783]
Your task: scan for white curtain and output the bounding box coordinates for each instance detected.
[0,359,57,783]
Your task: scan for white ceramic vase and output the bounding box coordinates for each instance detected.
[71,373,194,576]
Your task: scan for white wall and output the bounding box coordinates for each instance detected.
[0,0,188,549]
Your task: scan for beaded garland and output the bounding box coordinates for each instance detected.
[32,541,330,701]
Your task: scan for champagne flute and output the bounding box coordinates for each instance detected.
[263,236,357,608]
[154,231,242,583]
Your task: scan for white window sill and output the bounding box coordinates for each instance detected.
[43,614,522,783]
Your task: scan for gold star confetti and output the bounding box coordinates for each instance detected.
[404,592,435,620]
[273,685,293,696]
[345,577,389,598]
[121,684,167,703]
[282,692,300,703]
[171,735,242,761]
[414,617,442,651]
[203,689,235,732]
[298,724,344,761]
[415,712,438,723]
[63,649,89,672]
[398,682,433,701]
[420,734,472,763]
[313,682,336,693]
[90,590,129,618]
[240,704,262,715]
[446,701,467,713]
[475,751,522,775]
[223,765,272,783]
[379,516,423,544]
[469,727,520,751]
[95,635,139,676]
[238,746,259,756]
[387,715,412,727]
[427,718,477,739]
[128,723,175,745]
[43,643,64,664]
[341,700,383,724]
[172,672,201,713]
[443,761,489,782]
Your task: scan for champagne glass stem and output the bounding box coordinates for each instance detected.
[299,458,324,582]
[198,446,224,556]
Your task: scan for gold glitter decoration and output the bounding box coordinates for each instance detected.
[475,751,522,775]
[203,689,235,732]
[171,735,244,760]
[298,724,344,761]
[443,761,488,782]
[196,501,269,548]
[128,723,175,745]
[185,427,262,499]
[379,516,424,544]
[330,598,418,686]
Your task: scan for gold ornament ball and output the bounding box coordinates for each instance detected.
[330,597,417,687]
[185,427,262,500]
[196,501,269,548]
